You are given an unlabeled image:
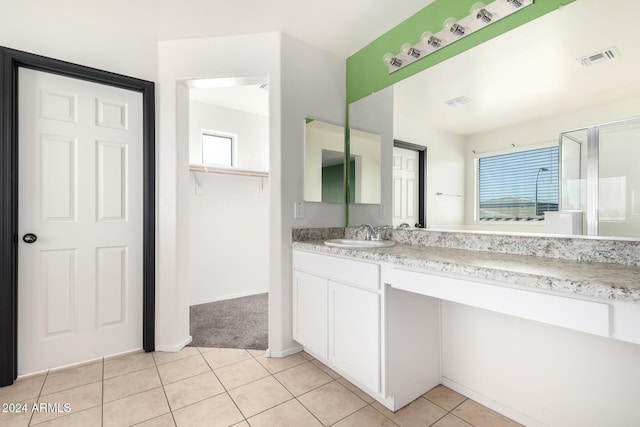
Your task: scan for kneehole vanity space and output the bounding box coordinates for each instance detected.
[291,227,640,426]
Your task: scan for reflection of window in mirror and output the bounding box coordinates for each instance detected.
[476,145,559,222]
[202,132,235,167]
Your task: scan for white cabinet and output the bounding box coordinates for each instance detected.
[292,270,328,359]
[329,280,380,393]
[292,250,381,393]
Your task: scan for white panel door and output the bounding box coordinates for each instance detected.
[18,68,143,375]
[392,147,419,227]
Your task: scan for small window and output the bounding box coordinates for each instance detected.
[478,146,559,221]
[202,132,234,167]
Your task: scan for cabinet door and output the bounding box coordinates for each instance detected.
[329,281,380,393]
[293,271,328,359]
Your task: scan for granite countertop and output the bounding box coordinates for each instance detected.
[292,240,640,303]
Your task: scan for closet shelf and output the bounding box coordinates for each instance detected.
[189,165,269,178]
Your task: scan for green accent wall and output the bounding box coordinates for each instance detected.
[346,0,576,104]
[323,160,355,203]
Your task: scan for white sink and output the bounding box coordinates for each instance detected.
[324,238,395,248]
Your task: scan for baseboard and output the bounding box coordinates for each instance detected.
[189,289,268,306]
[441,377,547,427]
[156,335,193,353]
[266,345,303,358]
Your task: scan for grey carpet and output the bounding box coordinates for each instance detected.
[189,293,268,350]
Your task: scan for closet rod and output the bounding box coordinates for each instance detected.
[189,165,269,178]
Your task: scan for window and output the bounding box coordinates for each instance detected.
[202,132,234,167]
[478,146,559,221]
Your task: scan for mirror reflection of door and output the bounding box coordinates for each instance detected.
[392,141,425,227]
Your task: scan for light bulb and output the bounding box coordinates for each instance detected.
[443,17,465,37]
[401,43,421,59]
[471,2,495,23]
[421,31,443,48]
[505,0,524,8]
[383,53,403,68]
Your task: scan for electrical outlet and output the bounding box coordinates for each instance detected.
[379,204,386,218]
[294,201,305,219]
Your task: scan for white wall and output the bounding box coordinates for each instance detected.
[349,87,393,226]
[187,173,269,305]
[189,100,269,170]
[394,115,466,229]
[277,34,347,356]
[159,32,346,356]
[187,101,269,305]
[442,302,640,427]
[0,2,156,82]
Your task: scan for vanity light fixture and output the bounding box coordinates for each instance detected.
[384,0,533,73]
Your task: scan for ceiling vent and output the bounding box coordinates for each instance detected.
[577,47,619,67]
[445,96,472,107]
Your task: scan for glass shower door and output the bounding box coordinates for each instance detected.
[597,121,640,237]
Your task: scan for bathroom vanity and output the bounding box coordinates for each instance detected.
[291,228,640,424]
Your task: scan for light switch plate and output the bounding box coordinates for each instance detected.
[379,204,386,218]
[294,201,305,219]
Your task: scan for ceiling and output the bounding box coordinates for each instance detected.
[20,0,434,58]
[394,0,640,135]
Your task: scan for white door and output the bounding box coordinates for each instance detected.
[392,147,419,227]
[18,68,143,375]
[292,271,328,359]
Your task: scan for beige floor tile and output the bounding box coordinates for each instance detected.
[247,399,323,427]
[0,375,45,402]
[164,371,225,410]
[0,398,36,427]
[153,347,200,366]
[297,381,367,426]
[453,400,524,427]
[135,413,176,426]
[202,348,252,370]
[103,367,161,403]
[172,394,243,427]
[104,352,155,379]
[310,359,341,379]
[228,375,293,418]
[333,405,399,427]
[231,421,250,427]
[432,413,474,427]
[274,362,332,396]
[40,362,102,396]
[337,377,376,404]
[31,406,102,427]
[31,382,102,425]
[254,353,307,374]
[300,351,315,361]
[372,397,447,427]
[103,387,169,427]
[196,346,216,354]
[214,358,270,390]
[157,355,210,385]
[247,349,266,357]
[424,385,467,411]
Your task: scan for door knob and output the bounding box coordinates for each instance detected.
[22,233,38,244]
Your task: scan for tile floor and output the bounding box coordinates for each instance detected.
[0,346,523,427]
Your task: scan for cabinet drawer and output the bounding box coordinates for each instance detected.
[293,250,380,291]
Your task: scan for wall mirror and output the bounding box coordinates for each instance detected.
[304,119,381,204]
[356,0,640,238]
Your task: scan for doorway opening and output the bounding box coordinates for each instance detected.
[392,140,426,228]
[184,76,270,350]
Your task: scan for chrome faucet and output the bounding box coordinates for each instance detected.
[361,224,376,240]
